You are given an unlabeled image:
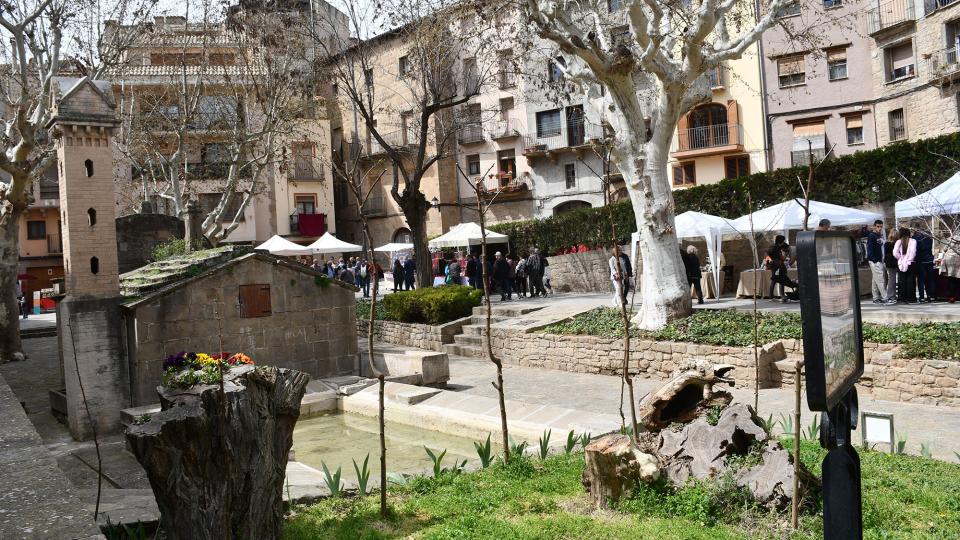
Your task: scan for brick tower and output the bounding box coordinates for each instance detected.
[50,77,128,440]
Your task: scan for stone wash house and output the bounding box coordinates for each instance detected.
[120,248,358,406]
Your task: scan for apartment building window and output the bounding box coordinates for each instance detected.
[707,65,724,88]
[846,116,864,145]
[885,41,915,82]
[547,60,564,83]
[888,108,906,141]
[27,220,46,240]
[823,0,842,8]
[364,68,374,87]
[827,48,848,81]
[497,149,516,183]
[724,155,750,179]
[791,122,826,165]
[607,0,622,11]
[564,163,577,189]
[777,55,806,87]
[498,50,515,89]
[202,143,230,164]
[39,173,58,199]
[536,109,562,138]
[566,105,586,146]
[499,97,514,122]
[463,58,479,94]
[401,112,415,145]
[672,162,696,186]
[779,1,801,17]
[292,143,318,179]
[295,194,317,215]
[398,55,409,77]
[467,154,481,176]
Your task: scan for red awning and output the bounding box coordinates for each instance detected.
[298,213,326,237]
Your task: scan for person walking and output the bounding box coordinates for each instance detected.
[883,228,900,305]
[446,256,462,285]
[894,227,917,304]
[392,258,404,292]
[608,245,632,306]
[465,254,479,289]
[684,245,704,305]
[862,220,887,303]
[404,256,416,290]
[913,228,936,302]
[543,263,553,295]
[514,255,528,298]
[938,244,960,303]
[526,248,546,297]
[357,259,370,298]
[492,251,512,301]
[765,235,789,300]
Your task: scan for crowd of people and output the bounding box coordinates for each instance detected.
[297,256,382,298]
[864,220,960,304]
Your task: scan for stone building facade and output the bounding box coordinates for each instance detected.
[122,253,358,406]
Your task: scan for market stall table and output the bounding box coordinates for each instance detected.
[736,267,872,298]
[693,270,721,300]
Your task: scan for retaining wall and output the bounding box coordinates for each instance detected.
[357,316,470,352]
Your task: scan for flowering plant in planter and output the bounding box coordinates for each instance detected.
[161,351,256,388]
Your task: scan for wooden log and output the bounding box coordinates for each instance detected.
[582,433,660,508]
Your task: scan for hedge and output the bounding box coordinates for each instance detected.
[490,131,960,255]
[380,285,483,325]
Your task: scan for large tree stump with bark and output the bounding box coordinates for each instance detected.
[637,359,735,430]
[125,365,308,540]
[582,433,661,508]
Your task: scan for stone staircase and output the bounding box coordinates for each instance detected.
[442,304,543,358]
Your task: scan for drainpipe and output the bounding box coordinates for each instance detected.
[755,0,773,172]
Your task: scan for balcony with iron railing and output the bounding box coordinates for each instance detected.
[361,195,387,216]
[925,0,959,14]
[290,161,325,181]
[479,173,528,198]
[490,118,522,140]
[867,0,915,35]
[131,161,252,181]
[133,111,240,132]
[671,123,743,158]
[363,130,411,157]
[521,121,605,157]
[458,123,485,144]
[927,47,960,82]
[289,212,327,237]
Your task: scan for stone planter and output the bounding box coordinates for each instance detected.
[125,365,309,539]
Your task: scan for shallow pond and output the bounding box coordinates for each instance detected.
[292,412,492,480]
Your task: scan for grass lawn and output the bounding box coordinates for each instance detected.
[284,442,960,539]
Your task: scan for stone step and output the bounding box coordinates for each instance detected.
[442,343,486,358]
[454,334,482,346]
[462,324,486,336]
[470,305,544,318]
[469,315,509,325]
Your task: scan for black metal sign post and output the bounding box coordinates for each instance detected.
[796,230,864,540]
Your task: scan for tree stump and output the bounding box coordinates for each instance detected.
[637,359,735,430]
[582,433,660,508]
[125,365,309,540]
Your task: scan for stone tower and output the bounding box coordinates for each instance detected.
[49,78,121,296]
[50,77,129,440]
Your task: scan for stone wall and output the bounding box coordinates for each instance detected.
[125,255,358,406]
[116,213,185,274]
[548,249,615,294]
[357,316,469,352]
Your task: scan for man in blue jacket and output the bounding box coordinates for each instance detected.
[861,220,887,303]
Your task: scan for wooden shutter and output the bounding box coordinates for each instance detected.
[239,284,272,318]
[827,48,847,63]
[778,56,804,75]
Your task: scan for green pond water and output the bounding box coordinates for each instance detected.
[292,412,492,480]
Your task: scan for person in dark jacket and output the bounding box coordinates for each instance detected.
[883,228,899,305]
[492,251,512,301]
[861,220,887,303]
[404,257,416,290]
[765,235,798,303]
[392,258,404,292]
[684,245,704,305]
[913,228,936,302]
[465,254,480,289]
[526,247,546,297]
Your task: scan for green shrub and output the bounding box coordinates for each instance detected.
[355,298,390,321]
[543,308,960,360]
[382,286,482,325]
[150,238,204,262]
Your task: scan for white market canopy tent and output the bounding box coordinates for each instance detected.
[895,171,960,220]
[730,199,883,236]
[255,235,314,256]
[307,232,363,254]
[374,242,414,252]
[428,222,509,249]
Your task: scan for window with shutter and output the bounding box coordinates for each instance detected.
[724,155,750,179]
[885,42,915,82]
[845,115,864,145]
[827,48,848,81]
[778,55,806,87]
[672,162,695,186]
[536,109,562,138]
[239,284,272,318]
[791,122,827,165]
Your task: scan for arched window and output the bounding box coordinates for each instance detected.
[393,227,412,244]
[84,159,94,177]
[87,208,96,226]
[553,200,592,215]
[90,256,99,275]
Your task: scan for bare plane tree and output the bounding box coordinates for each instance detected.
[0,0,156,360]
[523,0,797,329]
[306,0,502,287]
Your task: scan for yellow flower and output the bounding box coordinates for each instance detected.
[194,353,217,366]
